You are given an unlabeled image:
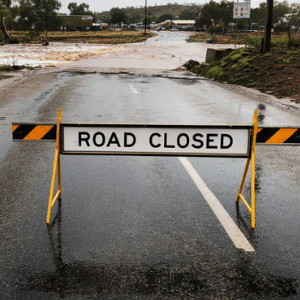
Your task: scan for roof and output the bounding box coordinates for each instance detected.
[60,15,93,19]
[172,20,196,25]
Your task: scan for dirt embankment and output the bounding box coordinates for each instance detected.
[185,47,300,104]
[186,32,300,104]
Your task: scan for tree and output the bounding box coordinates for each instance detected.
[196,0,233,32]
[110,7,127,25]
[289,3,300,28]
[101,13,111,24]
[68,2,93,16]
[218,0,234,31]
[158,14,174,23]
[251,2,267,25]
[18,0,61,37]
[129,12,142,24]
[273,0,290,24]
[0,0,16,39]
[179,9,195,20]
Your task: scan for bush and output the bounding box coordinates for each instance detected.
[0,30,4,41]
[0,65,14,72]
[246,35,262,49]
[205,65,224,79]
[183,59,200,71]
[290,33,300,47]
[28,30,40,40]
[8,36,19,44]
[206,35,218,43]
[65,22,77,31]
[271,35,288,48]
[22,36,32,43]
[207,24,223,33]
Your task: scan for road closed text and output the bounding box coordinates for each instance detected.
[62,126,250,157]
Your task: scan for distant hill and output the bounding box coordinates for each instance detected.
[95,4,202,23]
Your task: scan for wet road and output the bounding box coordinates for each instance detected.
[1,34,300,299]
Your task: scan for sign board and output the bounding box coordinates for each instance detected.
[257,127,300,145]
[62,124,251,157]
[233,2,251,19]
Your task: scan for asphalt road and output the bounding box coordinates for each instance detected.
[0,33,300,299]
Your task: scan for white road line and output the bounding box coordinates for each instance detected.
[179,157,255,253]
[129,84,138,94]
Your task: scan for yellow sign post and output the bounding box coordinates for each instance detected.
[236,110,258,228]
[46,108,62,224]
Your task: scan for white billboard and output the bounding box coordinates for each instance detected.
[233,2,251,19]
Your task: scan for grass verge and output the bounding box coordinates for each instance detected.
[5,30,156,44]
[192,45,300,102]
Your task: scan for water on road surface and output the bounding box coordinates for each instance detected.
[0,32,300,299]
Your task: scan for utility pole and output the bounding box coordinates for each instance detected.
[263,0,273,53]
[144,0,147,35]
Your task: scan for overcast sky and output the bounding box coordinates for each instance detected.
[58,0,300,14]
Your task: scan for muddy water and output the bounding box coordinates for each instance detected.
[62,31,241,70]
[0,43,123,67]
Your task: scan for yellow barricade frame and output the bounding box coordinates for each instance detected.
[46,108,259,228]
[46,108,62,224]
[236,110,258,228]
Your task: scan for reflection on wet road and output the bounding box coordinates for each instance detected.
[0,73,299,299]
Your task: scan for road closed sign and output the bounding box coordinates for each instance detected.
[62,124,251,157]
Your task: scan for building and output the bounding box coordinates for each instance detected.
[60,15,93,31]
[92,22,109,31]
[171,20,196,31]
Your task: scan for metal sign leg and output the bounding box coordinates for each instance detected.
[236,110,258,228]
[47,108,62,224]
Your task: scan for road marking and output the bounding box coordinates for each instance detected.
[179,157,255,253]
[129,84,138,94]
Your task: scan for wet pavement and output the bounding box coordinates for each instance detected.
[0,33,300,299]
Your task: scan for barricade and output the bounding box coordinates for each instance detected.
[12,109,300,228]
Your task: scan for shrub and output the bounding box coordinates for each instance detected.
[271,35,288,48]
[65,22,77,31]
[206,35,218,43]
[28,30,40,40]
[290,33,300,47]
[229,52,243,62]
[246,35,262,49]
[282,57,290,64]
[0,65,14,71]
[205,66,224,79]
[0,30,4,41]
[8,36,19,44]
[207,24,223,33]
[239,57,252,67]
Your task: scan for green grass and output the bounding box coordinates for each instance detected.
[206,66,224,79]
[0,65,14,72]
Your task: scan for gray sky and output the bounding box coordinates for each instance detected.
[58,0,299,14]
